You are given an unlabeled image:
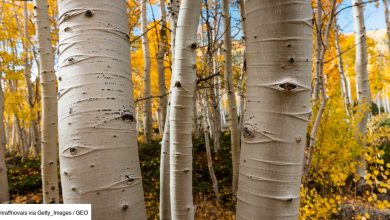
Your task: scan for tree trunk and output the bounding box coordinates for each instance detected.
[23,1,40,157]
[57,1,147,219]
[141,0,153,143]
[352,0,371,179]
[238,0,247,132]
[221,0,240,195]
[334,20,352,115]
[169,0,202,219]
[236,0,312,219]
[384,0,390,54]
[201,97,220,204]
[312,0,322,101]
[159,1,180,219]
[304,0,337,181]
[0,68,9,204]
[33,0,60,204]
[157,0,168,135]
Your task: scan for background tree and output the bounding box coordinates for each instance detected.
[33,0,60,204]
[169,0,202,218]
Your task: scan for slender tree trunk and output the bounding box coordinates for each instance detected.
[201,98,220,204]
[211,71,221,152]
[384,0,390,54]
[352,0,371,179]
[159,1,180,219]
[304,0,337,181]
[334,20,352,115]
[23,1,40,156]
[141,0,153,143]
[221,0,240,195]
[57,1,147,219]
[236,0,313,219]
[157,0,168,134]
[312,0,322,101]
[33,0,61,204]
[238,0,247,132]
[0,68,9,204]
[169,0,202,219]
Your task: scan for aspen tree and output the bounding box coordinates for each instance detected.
[201,97,220,204]
[238,0,247,132]
[334,20,352,114]
[0,69,9,204]
[159,1,180,219]
[23,1,40,156]
[352,0,371,179]
[383,0,390,53]
[304,0,337,180]
[221,0,240,195]
[57,1,147,219]
[236,0,312,219]
[141,0,153,143]
[33,0,60,204]
[157,0,168,134]
[169,0,202,219]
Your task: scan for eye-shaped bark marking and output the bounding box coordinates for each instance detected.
[279,83,297,91]
[61,146,94,158]
[257,78,310,93]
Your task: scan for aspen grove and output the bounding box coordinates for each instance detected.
[1,0,390,219]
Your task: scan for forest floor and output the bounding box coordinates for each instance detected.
[6,133,390,219]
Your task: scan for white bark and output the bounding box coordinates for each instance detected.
[169,0,202,219]
[334,20,352,114]
[383,0,390,54]
[236,0,312,219]
[0,68,9,204]
[201,98,220,204]
[312,0,322,100]
[157,0,168,134]
[58,1,146,219]
[305,0,337,180]
[353,0,371,134]
[221,0,240,195]
[352,0,371,178]
[23,1,40,156]
[141,0,153,143]
[33,0,60,204]
[159,1,180,219]
[347,76,353,104]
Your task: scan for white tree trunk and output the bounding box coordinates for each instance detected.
[334,20,352,114]
[201,98,220,204]
[159,1,180,219]
[352,0,371,178]
[383,0,390,53]
[221,0,240,195]
[304,0,336,180]
[353,0,371,133]
[0,69,9,204]
[23,1,41,156]
[141,0,153,143]
[312,0,322,101]
[236,0,312,219]
[58,1,147,219]
[169,0,202,219]
[33,0,60,204]
[157,0,168,134]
